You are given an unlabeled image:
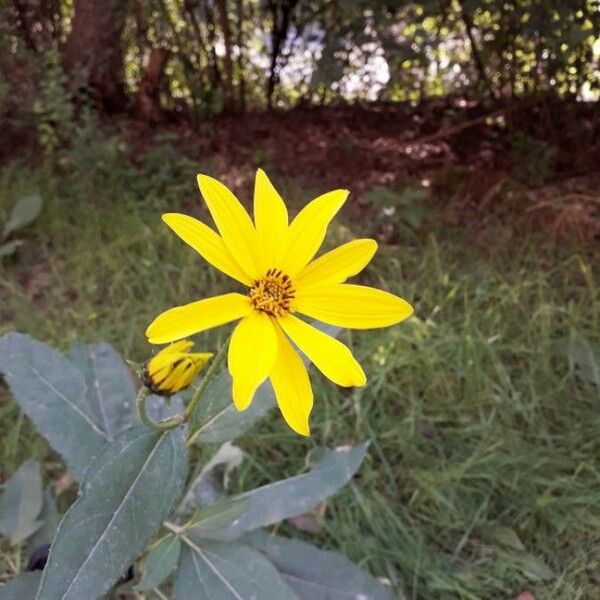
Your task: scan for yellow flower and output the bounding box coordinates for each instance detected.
[143,340,213,396]
[146,170,413,435]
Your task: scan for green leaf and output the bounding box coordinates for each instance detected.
[555,337,600,387]
[36,426,188,600]
[68,342,137,438]
[188,497,250,535]
[28,490,60,551]
[0,573,42,600]
[518,553,554,582]
[2,194,43,239]
[0,333,109,480]
[175,537,299,600]
[192,443,369,541]
[481,525,525,551]
[134,534,181,592]
[0,459,43,544]
[245,531,396,600]
[189,373,274,444]
[0,240,23,259]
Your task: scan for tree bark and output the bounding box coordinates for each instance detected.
[266,0,298,109]
[215,0,235,111]
[135,48,169,122]
[62,0,130,112]
[458,0,498,100]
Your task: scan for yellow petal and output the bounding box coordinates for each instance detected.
[146,293,252,344]
[295,239,378,289]
[197,174,259,279]
[279,189,348,276]
[162,340,194,354]
[228,312,278,410]
[294,284,413,329]
[162,213,253,285]
[253,169,288,271]
[270,324,313,436]
[278,315,366,387]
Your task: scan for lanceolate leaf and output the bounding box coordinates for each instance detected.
[187,497,250,535]
[192,443,369,541]
[175,536,299,600]
[134,534,181,591]
[190,372,274,444]
[36,426,188,600]
[245,531,396,600]
[69,342,137,438]
[0,572,42,600]
[0,459,43,544]
[2,194,43,239]
[0,333,109,480]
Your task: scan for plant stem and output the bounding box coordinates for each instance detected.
[136,387,184,431]
[182,339,229,421]
[136,337,228,433]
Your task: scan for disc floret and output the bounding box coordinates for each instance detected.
[249,268,295,317]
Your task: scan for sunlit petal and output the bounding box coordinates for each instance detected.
[162,213,253,285]
[270,324,313,436]
[279,189,348,276]
[295,239,378,289]
[146,293,252,344]
[228,312,278,410]
[278,314,366,387]
[253,169,288,271]
[197,174,260,278]
[295,284,413,329]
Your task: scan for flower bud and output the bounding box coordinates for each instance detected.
[143,340,212,396]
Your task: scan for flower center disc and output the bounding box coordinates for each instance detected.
[249,268,295,316]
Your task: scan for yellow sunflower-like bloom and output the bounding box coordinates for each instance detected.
[146,170,413,435]
[143,340,213,396]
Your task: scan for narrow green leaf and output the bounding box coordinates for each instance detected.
[0,240,23,258]
[69,342,137,438]
[245,531,396,600]
[0,333,109,480]
[519,553,554,582]
[0,459,43,544]
[134,535,181,592]
[190,372,274,444]
[192,443,369,541]
[188,497,250,534]
[36,426,188,600]
[175,536,299,600]
[2,194,43,239]
[0,573,42,600]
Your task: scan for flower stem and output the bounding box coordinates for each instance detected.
[136,387,184,431]
[182,339,229,421]
[136,338,228,433]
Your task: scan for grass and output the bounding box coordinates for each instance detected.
[1,133,599,599]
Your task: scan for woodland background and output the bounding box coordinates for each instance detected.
[1,1,599,599]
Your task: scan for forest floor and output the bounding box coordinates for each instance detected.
[1,101,599,599]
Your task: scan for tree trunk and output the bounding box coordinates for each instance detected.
[235,0,246,112]
[135,48,169,122]
[215,0,235,111]
[266,0,298,109]
[458,0,498,101]
[62,0,130,112]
